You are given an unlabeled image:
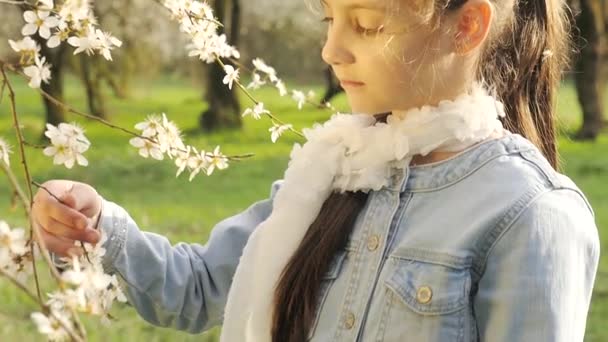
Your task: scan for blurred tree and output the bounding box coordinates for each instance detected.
[199,0,242,131]
[571,0,605,140]
[320,66,343,107]
[32,20,67,126]
[79,55,108,119]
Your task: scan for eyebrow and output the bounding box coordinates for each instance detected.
[320,0,387,11]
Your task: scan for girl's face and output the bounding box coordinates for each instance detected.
[320,0,467,115]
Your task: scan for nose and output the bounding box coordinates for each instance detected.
[321,27,355,66]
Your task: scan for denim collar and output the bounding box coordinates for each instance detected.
[385,131,538,192]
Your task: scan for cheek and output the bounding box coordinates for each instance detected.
[377,34,443,88]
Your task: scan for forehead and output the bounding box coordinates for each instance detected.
[320,0,388,10]
[319,0,432,17]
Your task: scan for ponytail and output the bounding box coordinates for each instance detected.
[477,0,573,169]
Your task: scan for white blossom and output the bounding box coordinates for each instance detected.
[204,146,228,176]
[38,0,54,10]
[0,138,11,166]
[246,73,266,90]
[129,137,164,160]
[186,148,210,181]
[132,114,184,159]
[67,27,99,56]
[292,90,306,110]
[275,80,287,96]
[0,221,30,283]
[50,233,126,319]
[0,222,28,256]
[252,58,277,80]
[174,145,192,177]
[46,19,69,48]
[43,123,90,168]
[8,37,40,59]
[269,123,293,143]
[58,0,95,23]
[134,114,163,137]
[30,312,71,342]
[242,102,269,120]
[222,65,239,90]
[23,56,51,89]
[95,29,123,61]
[21,10,60,39]
[158,113,184,157]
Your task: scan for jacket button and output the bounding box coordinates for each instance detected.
[416,286,433,304]
[367,234,380,251]
[344,311,355,329]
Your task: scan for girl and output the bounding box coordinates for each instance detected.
[32,0,600,341]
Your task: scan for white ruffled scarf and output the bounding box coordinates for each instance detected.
[220,84,506,341]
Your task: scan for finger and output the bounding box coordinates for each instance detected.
[61,183,93,212]
[43,217,99,244]
[43,195,89,230]
[37,225,82,257]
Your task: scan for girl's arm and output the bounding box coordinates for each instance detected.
[473,189,600,341]
[96,180,282,333]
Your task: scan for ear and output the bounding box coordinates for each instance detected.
[453,0,493,55]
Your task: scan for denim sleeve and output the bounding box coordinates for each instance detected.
[96,180,282,333]
[474,189,600,341]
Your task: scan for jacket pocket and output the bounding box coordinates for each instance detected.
[378,257,471,341]
[308,249,348,340]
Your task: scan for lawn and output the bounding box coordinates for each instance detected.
[0,74,606,341]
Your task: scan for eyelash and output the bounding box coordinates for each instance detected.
[320,17,383,36]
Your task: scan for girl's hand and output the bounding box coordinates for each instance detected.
[32,180,102,257]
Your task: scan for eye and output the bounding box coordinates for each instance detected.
[356,23,384,36]
[321,17,333,24]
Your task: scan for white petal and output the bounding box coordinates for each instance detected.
[23,11,37,23]
[37,11,50,19]
[43,146,57,156]
[44,16,59,28]
[21,23,38,36]
[39,26,51,39]
[47,36,61,48]
[76,154,88,166]
[67,36,80,47]
[28,76,42,89]
[138,148,149,158]
[129,137,145,148]
[64,157,75,169]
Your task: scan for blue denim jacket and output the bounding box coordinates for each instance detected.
[96,132,600,341]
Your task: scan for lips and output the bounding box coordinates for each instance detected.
[339,79,365,87]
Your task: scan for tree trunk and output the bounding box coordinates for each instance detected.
[80,56,107,119]
[321,66,343,106]
[573,0,605,140]
[37,40,66,126]
[199,0,242,131]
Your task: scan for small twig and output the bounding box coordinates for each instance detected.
[30,217,64,282]
[0,0,27,5]
[2,60,254,162]
[227,55,338,114]
[0,267,41,305]
[23,141,46,149]
[215,57,305,138]
[0,258,84,342]
[32,181,92,264]
[151,0,224,27]
[0,161,30,215]
[0,63,44,303]
[0,77,6,105]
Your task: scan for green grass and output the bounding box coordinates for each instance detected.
[0,74,607,341]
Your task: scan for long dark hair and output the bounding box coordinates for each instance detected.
[271,1,573,341]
